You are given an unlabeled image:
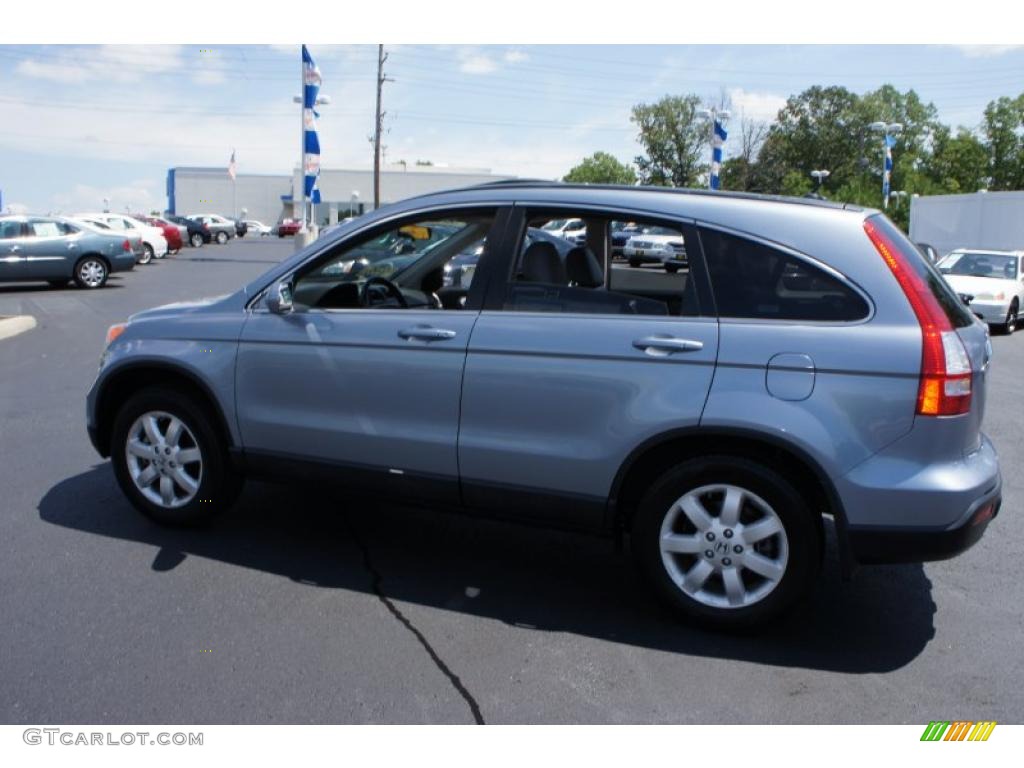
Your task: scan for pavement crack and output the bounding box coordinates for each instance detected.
[343,514,485,725]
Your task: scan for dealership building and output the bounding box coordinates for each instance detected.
[166,164,513,226]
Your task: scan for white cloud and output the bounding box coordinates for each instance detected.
[3,202,29,215]
[728,88,787,123]
[51,180,164,216]
[458,53,497,75]
[504,49,529,64]
[17,45,185,84]
[952,45,1024,58]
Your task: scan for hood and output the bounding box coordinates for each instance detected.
[942,274,1018,299]
[129,293,234,322]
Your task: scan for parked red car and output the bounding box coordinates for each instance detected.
[134,215,183,253]
[276,219,302,237]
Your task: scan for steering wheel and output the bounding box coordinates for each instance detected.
[360,276,408,309]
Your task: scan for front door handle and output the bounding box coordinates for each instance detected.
[633,335,704,356]
[67,242,78,249]
[398,326,457,341]
[9,245,19,253]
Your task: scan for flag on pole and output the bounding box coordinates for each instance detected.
[302,45,322,205]
[882,133,895,207]
[710,119,727,190]
[227,150,237,180]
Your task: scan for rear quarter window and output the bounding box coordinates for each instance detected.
[700,227,869,322]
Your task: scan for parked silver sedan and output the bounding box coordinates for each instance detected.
[0,215,138,289]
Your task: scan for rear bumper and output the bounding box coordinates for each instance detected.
[837,431,1001,565]
[848,482,1001,564]
[111,253,137,273]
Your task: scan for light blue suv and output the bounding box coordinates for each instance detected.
[86,182,1002,628]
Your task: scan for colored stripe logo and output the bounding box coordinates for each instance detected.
[920,721,996,741]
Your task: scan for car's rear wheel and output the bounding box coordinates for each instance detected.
[190,232,203,248]
[632,456,821,629]
[139,244,153,265]
[111,388,242,526]
[73,256,108,289]
[629,258,641,268]
[216,231,229,244]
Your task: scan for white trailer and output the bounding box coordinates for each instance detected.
[909,191,1024,257]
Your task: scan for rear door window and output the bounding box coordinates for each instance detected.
[700,227,869,322]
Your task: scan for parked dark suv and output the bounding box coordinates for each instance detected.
[87,182,1001,628]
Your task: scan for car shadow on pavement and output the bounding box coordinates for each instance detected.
[40,465,937,674]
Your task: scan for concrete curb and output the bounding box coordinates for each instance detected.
[0,315,38,341]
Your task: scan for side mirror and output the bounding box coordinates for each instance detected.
[266,280,294,314]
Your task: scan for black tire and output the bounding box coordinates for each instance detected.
[631,456,822,630]
[110,387,242,526]
[190,232,204,248]
[665,264,679,274]
[1002,300,1018,335]
[72,256,109,289]
[139,244,153,265]
[629,258,641,268]
[216,231,229,245]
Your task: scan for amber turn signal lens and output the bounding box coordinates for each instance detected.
[105,323,127,346]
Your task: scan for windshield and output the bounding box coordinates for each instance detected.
[938,252,1019,280]
[541,219,567,231]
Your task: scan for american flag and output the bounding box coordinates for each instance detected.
[227,150,237,181]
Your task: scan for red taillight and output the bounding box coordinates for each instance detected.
[864,219,972,416]
[122,239,132,253]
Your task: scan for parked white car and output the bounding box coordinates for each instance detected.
[74,213,168,264]
[243,220,272,236]
[622,226,689,273]
[938,249,1024,334]
[541,217,587,245]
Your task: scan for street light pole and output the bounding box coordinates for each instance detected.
[869,121,903,209]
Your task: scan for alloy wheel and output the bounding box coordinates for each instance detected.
[125,411,204,509]
[658,483,789,609]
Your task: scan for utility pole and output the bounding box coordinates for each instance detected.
[373,44,394,210]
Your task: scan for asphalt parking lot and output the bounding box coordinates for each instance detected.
[1,237,1021,724]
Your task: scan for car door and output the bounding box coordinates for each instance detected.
[458,206,720,529]
[235,207,507,506]
[21,219,77,279]
[0,220,30,280]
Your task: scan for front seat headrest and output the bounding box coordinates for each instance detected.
[521,241,565,284]
[565,246,603,288]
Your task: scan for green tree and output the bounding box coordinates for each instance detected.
[631,94,708,187]
[926,127,989,193]
[563,151,637,185]
[983,95,1024,190]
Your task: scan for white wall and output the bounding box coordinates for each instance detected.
[910,192,1024,255]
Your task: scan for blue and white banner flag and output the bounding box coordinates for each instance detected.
[710,119,727,190]
[302,45,322,205]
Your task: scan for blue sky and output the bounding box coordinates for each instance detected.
[1,44,1022,214]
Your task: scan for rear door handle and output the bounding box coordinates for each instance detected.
[398,326,457,341]
[633,335,704,356]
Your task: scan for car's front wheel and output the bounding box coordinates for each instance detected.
[139,244,153,265]
[1002,300,1018,335]
[110,388,242,526]
[190,232,204,248]
[215,231,229,244]
[632,456,821,629]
